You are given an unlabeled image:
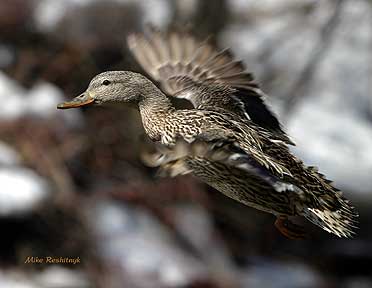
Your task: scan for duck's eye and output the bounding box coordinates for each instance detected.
[102,80,111,86]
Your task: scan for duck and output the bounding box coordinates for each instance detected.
[57,69,358,239]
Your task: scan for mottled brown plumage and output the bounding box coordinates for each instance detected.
[57,70,358,238]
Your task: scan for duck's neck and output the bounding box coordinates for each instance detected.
[138,84,175,141]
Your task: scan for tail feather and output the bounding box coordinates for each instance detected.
[300,165,359,238]
[302,195,359,238]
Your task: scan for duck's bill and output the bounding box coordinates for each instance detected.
[57,93,95,109]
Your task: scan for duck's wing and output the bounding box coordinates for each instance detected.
[163,138,298,190]
[127,28,292,144]
[150,138,301,214]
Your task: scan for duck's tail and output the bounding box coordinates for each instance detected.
[302,189,358,238]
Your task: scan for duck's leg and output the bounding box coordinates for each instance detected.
[274,216,306,239]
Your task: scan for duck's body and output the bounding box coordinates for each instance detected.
[135,86,357,237]
[57,33,358,238]
[126,29,358,237]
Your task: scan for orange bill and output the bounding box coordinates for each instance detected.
[57,93,95,109]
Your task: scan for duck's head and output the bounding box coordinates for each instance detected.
[57,71,149,109]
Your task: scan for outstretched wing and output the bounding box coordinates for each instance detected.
[143,136,300,195]
[127,28,292,144]
[145,129,358,237]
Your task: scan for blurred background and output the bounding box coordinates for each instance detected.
[1,0,372,287]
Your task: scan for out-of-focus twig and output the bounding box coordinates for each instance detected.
[169,0,229,40]
[366,9,372,123]
[18,128,78,207]
[257,12,314,89]
[230,1,316,23]
[281,0,346,119]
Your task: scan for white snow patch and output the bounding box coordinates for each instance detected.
[136,0,171,27]
[288,98,372,196]
[34,0,96,31]
[0,268,90,288]
[35,267,90,288]
[27,82,65,118]
[90,201,207,287]
[0,168,49,215]
[0,72,27,119]
[228,0,316,14]
[34,0,171,32]
[0,72,83,126]
[0,270,37,288]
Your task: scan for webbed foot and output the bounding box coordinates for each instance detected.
[274,216,306,240]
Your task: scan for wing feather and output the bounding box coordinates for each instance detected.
[127,28,291,143]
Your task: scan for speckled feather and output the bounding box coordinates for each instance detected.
[141,103,358,237]
[130,69,357,236]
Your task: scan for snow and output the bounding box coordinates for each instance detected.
[34,0,97,32]
[35,267,90,288]
[27,82,66,118]
[0,71,82,125]
[228,0,317,13]
[0,270,37,288]
[0,72,27,119]
[90,201,209,287]
[0,168,49,216]
[34,0,171,32]
[133,0,171,28]
[288,97,372,196]
[0,268,90,288]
